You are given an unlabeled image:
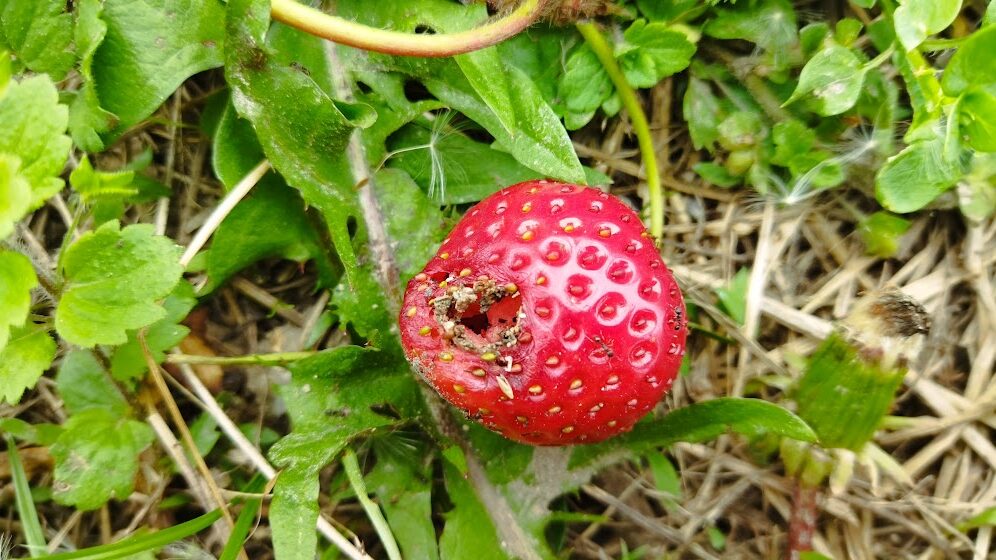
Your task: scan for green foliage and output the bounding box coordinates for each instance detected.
[0,0,74,79]
[56,221,183,347]
[0,324,55,404]
[51,408,154,510]
[0,250,36,350]
[859,211,911,258]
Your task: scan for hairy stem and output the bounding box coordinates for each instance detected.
[787,481,819,560]
[271,0,547,57]
[576,22,665,238]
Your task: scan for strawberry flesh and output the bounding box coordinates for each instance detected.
[400,180,686,445]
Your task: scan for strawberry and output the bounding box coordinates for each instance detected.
[399,180,686,445]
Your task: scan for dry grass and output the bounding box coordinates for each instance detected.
[3,48,995,560]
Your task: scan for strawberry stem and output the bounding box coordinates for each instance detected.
[576,22,664,239]
[787,481,819,560]
[270,0,548,57]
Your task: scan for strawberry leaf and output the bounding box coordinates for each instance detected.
[109,280,196,382]
[0,0,74,79]
[0,74,71,208]
[439,447,510,560]
[88,0,225,140]
[56,350,130,416]
[56,221,183,347]
[0,324,55,405]
[68,0,116,152]
[0,250,36,350]
[51,408,154,510]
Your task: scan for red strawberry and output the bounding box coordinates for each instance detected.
[399,180,686,445]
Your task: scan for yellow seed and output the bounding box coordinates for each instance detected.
[606,375,619,385]
[439,252,450,259]
[439,280,448,288]
[521,202,532,212]
[478,408,491,415]
[535,306,550,317]
[545,356,560,366]
[546,251,560,261]
[509,363,523,373]
[536,275,547,286]
[589,403,603,412]
[459,268,472,277]
[415,273,428,281]
[561,425,575,434]
[407,306,419,318]
[548,406,562,414]
[481,352,497,362]
[607,420,618,427]
[521,230,534,241]
[528,385,543,394]
[563,224,575,233]
[569,379,582,390]
[599,228,611,238]
[419,326,432,336]
[453,384,465,394]
[504,283,518,294]
[471,368,486,377]
[440,352,454,362]
[528,187,539,194]
[516,416,528,423]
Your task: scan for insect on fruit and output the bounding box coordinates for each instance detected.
[399,180,687,445]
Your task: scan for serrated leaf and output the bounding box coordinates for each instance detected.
[90,0,225,137]
[56,350,130,416]
[703,0,798,70]
[69,156,137,202]
[875,135,961,213]
[683,76,722,152]
[786,44,865,116]
[894,0,962,51]
[0,0,73,79]
[942,26,996,97]
[110,280,196,382]
[371,168,446,278]
[0,74,71,207]
[0,154,34,239]
[56,221,183,347]
[0,324,55,404]
[558,44,613,116]
[570,398,817,468]
[69,0,116,152]
[619,20,696,88]
[51,408,154,510]
[0,250,35,350]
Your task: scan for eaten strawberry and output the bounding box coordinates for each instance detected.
[399,180,686,445]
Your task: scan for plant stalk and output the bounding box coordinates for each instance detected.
[576,22,665,238]
[270,0,546,57]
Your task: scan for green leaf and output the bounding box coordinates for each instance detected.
[942,25,996,96]
[456,48,517,137]
[0,74,71,207]
[618,20,696,88]
[859,211,911,258]
[68,0,116,152]
[703,0,798,70]
[108,280,195,382]
[0,250,36,350]
[692,162,740,188]
[439,449,509,560]
[570,398,817,468]
[959,87,996,152]
[715,267,750,325]
[89,0,225,136]
[785,44,865,116]
[959,154,996,222]
[56,221,184,347]
[894,0,962,51]
[558,44,613,116]
[56,350,130,417]
[387,122,538,204]
[772,120,816,166]
[69,156,137,203]
[0,152,30,240]
[0,0,74,79]
[269,465,319,560]
[366,435,439,560]
[0,418,62,446]
[51,408,154,510]
[372,168,446,278]
[683,75,723,152]
[637,0,698,22]
[0,324,55,404]
[959,506,996,531]
[875,135,961,213]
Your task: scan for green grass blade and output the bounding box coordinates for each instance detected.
[6,435,47,557]
[218,476,267,560]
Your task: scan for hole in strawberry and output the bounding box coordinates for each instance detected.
[460,312,490,335]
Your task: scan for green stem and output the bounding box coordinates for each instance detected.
[6,435,47,557]
[165,351,317,367]
[270,0,546,57]
[576,22,664,238]
[341,448,402,560]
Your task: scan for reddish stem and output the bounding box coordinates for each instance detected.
[787,482,819,560]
